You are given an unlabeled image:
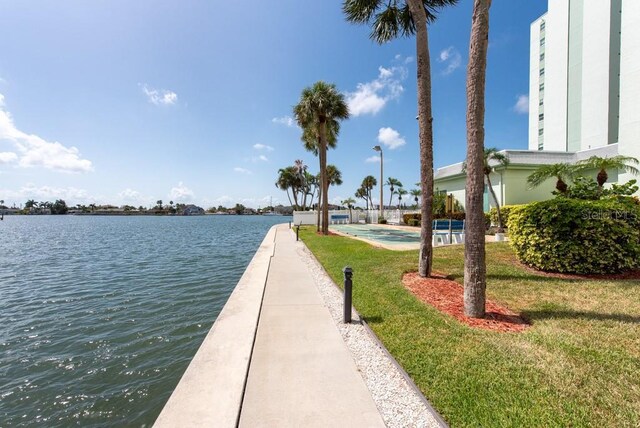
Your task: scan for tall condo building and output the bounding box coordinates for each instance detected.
[528,0,627,153]
[433,0,640,210]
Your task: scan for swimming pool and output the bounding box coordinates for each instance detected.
[330,224,421,246]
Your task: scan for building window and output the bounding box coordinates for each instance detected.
[540,21,546,30]
[540,68,545,76]
[539,113,544,121]
[538,128,544,136]
[539,83,544,91]
[540,53,545,61]
[540,37,545,46]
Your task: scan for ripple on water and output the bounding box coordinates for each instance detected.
[0,215,283,426]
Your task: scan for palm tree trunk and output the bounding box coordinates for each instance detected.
[407,0,434,278]
[285,189,293,208]
[597,169,608,188]
[292,188,300,211]
[485,173,504,231]
[464,0,491,318]
[319,121,329,235]
[556,178,568,194]
[316,186,321,232]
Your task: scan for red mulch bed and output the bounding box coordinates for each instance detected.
[403,272,529,333]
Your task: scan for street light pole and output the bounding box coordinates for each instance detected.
[373,145,383,220]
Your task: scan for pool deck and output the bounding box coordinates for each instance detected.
[154,224,385,427]
[330,223,421,251]
[330,223,505,251]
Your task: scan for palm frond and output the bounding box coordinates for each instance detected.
[343,0,383,24]
[527,163,575,188]
[424,0,461,23]
[577,155,640,175]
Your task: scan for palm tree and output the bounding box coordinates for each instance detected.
[275,166,297,208]
[355,187,369,210]
[462,147,510,231]
[342,197,356,222]
[343,0,459,277]
[301,170,317,210]
[385,177,403,209]
[576,155,639,189]
[397,187,408,209]
[361,175,377,209]
[410,189,421,209]
[326,164,343,187]
[294,82,349,235]
[464,0,492,318]
[527,163,576,194]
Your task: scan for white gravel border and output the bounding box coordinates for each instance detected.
[295,240,447,428]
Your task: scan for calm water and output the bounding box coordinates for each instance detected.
[0,215,285,427]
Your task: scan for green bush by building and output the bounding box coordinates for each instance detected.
[508,198,640,274]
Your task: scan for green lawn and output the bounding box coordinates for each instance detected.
[300,227,640,427]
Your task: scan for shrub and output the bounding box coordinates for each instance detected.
[408,218,420,227]
[404,211,465,225]
[403,213,421,224]
[489,205,524,228]
[434,211,465,221]
[378,218,388,224]
[509,198,640,274]
[484,213,491,230]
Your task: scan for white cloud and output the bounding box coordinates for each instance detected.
[253,143,274,151]
[141,84,178,106]
[258,155,268,162]
[213,196,235,206]
[346,64,407,116]
[119,188,142,200]
[438,47,462,75]
[394,54,413,64]
[117,188,155,206]
[0,93,93,173]
[272,116,296,127]
[2,183,90,202]
[377,127,406,150]
[513,94,529,114]
[234,167,252,175]
[0,151,18,164]
[365,155,380,163]
[169,182,194,201]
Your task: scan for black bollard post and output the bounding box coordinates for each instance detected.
[343,266,353,323]
[296,225,300,241]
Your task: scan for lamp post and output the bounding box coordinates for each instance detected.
[372,145,383,220]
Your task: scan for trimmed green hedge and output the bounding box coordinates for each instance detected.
[508,198,640,274]
[489,204,524,228]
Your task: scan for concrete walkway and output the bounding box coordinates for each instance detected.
[238,224,385,427]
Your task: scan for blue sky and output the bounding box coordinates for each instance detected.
[0,0,547,209]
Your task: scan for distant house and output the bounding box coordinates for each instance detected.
[182,204,205,216]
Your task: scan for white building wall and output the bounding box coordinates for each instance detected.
[542,0,570,152]
[618,0,640,185]
[579,1,612,151]
[528,17,542,151]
